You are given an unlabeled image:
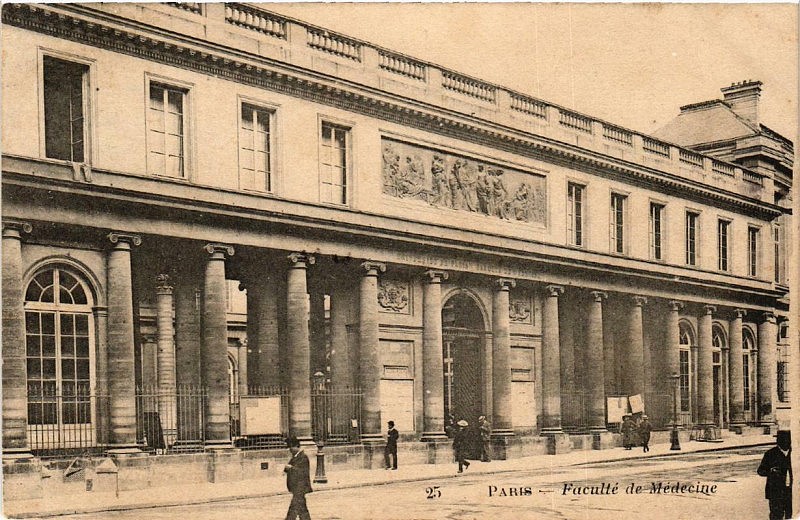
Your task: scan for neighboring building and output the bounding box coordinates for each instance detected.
[1,3,792,491]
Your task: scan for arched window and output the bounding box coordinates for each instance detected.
[24,266,94,448]
[678,322,694,419]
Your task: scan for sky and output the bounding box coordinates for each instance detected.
[262,2,798,141]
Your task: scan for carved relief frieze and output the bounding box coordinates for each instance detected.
[509,296,532,324]
[382,138,547,225]
[378,278,411,314]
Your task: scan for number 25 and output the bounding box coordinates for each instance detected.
[426,486,441,499]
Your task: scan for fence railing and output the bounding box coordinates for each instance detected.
[311,387,363,444]
[136,385,206,453]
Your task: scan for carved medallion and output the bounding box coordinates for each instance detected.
[509,297,532,324]
[382,138,547,225]
[378,279,410,314]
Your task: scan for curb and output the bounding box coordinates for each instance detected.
[5,440,771,519]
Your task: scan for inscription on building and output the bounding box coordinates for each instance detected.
[382,138,547,225]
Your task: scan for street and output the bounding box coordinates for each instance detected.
[50,447,770,520]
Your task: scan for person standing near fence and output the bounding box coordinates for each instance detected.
[284,436,312,520]
[384,420,399,470]
[453,420,471,473]
[638,415,652,453]
[478,416,492,462]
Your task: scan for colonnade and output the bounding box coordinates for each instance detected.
[0,221,782,458]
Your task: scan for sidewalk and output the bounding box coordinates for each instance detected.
[3,434,773,518]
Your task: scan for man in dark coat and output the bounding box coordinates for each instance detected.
[757,430,793,519]
[638,415,653,453]
[453,420,471,473]
[284,436,312,520]
[478,416,492,462]
[384,420,399,470]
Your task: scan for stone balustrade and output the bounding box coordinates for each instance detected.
[23,2,769,201]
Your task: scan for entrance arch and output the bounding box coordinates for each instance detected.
[441,291,486,431]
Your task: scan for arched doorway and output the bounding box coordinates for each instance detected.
[442,292,485,434]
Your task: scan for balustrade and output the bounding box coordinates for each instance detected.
[603,124,633,146]
[712,160,735,177]
[307,29,361,61]
[510,94,548,119]
[225,3,287,39]
[679,149,704,168]
[643,137,671,158]
[379,52,426,81]
[167,2,202,15]
[559,110,593,133]
[442,71,496,103]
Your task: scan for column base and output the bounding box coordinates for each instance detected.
[106,445,143,456]
[203,440,236,452]
[2,449,35,463]
[297,436,317,448]
[420,431,448,442]
[490,429,515,438]
[590,430,615,450]
[728,422,746,434]
[540,431,571,455]
[360,433,385,445]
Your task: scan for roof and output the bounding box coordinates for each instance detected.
[652,100,759,147]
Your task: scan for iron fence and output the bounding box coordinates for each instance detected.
[135,385,206,453]
[311,387,363,444]
[561,391,589,431]
[26,383,109,457]
[231,385,290,449]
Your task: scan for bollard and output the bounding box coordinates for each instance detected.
[313,441,328,484]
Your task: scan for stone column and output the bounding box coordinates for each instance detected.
[558,291,576,428]
[201,244,234,448]
[175,267,202,443]
[728,309,747,429]
[666,301,683,425]
[2,220,32,459]
[697,305,716,426]
[286,253,314,442]
[757,312,777,426]
[421,270,448,441]
[602,299,616,395]
[93,306,110,445]
[155,274,177,439]
[491,279,515,437]
[587,291,607,431]
[106,232,142,452]
[626,296,647,397]
[237,341,248,398]
[541,285,564,433]
[257,272,282,387]
[243,279,261,390]
[359,261,386,443]
[329,283,351,390]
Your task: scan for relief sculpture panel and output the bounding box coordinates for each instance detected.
[382,138,547,225]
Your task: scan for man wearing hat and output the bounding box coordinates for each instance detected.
[384,420,399,470]
[621,415,636,450]
[283,436,312,520]
[638,414,652,453]
[453,420,471,473]
[478,416,492,462]
[757,430,793,519]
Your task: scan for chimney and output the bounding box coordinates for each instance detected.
[720,80,762,125]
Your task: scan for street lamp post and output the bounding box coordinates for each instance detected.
[670,372,681,451]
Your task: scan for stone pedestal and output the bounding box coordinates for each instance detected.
[542,432,572,455]
[361,442,388,469]
[2,459,42,501]
[490,435,512,460]
[591,430,616,450]
[425,438,453,465]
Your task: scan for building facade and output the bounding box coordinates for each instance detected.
[1,2,792,478]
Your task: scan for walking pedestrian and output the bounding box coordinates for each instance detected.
[757,430,793,519]
[638,414,652,453]
[478,415,492,462]
[283,436,312,520]
[445,414,456,438]
[453,420,471,473]
[621,415,636,450]
[384,420,398,470]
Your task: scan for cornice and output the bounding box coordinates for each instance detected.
[2,4,782,221]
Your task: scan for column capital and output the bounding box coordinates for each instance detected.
[632,295,648,307]
[156,274,173,293]
[108,232,142,248]
[287,252,315,267]
[423,269,448,283]
[360,261,386,276]
[668,300,684,312]
[731,308,747,319]
[204,243,235,257]
[2,219,32,238]
[589,290,607,302]
[762,311,776,324]
[545,284,564,297]
[702,304,717,315]
[495,278,516,291]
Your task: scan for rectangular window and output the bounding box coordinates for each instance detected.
[679,350,690,412]
[610,193,626,254]
[319,122,349,205]
[147,82,186,178]
[567,182,585,246]
[43,56,89,162]
[748,226,759,277]
[742,354,751,411]
[239,103,273,192]
[774,225,781,283]
[685,211,698,266]
[649,203,665,260]
[717,219,730,271]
